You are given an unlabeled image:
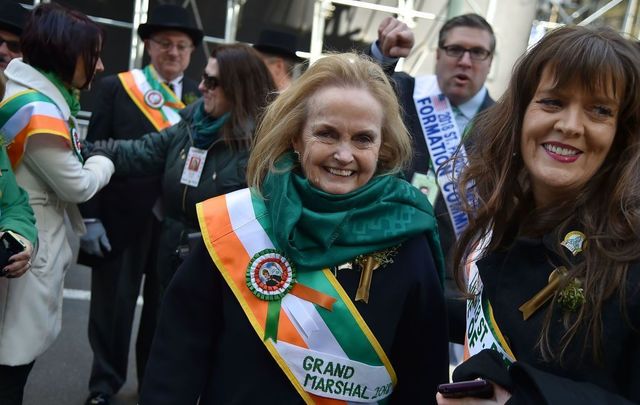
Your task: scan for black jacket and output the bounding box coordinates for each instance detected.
[140,234,449,404]
[453,230,640,404]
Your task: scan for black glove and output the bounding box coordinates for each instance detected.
[89,138,119,161]
[80,140,94,161]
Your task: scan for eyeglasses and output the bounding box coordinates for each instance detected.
[440,45,491,61]
[201,72,220,90]
[0,36,20,53]
[150,38,194,53]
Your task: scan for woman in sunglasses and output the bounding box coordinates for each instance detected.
[87,43,276,292]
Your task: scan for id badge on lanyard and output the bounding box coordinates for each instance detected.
[180,146,208,187]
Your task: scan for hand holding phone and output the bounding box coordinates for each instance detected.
[438,379,495,399]
[0,231,30,278]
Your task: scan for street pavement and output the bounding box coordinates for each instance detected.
[23,235,140,405]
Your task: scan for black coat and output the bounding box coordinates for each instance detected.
[139,234,449,404]
[79,70,200,257]
[454,231,640,404]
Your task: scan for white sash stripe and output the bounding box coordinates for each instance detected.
[413,75,469,238]
[275,341,389,403]
[224,189,388,403]
[130,69,182,126]
[1,101,65,139]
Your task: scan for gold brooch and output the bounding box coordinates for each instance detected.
[353,246,398,304]
[518,266,585,320]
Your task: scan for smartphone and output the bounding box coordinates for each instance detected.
[0,232,26,271]
[437,379,494,399]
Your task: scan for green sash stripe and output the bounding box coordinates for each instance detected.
[0,91,56,128]
[251,192,382,366]
[298,271,382,366]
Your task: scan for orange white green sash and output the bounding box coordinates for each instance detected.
[0,89,81,168]
[197,188,397,404]
[463,237,516,364]
[118,65,185,131]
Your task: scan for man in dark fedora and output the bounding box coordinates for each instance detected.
[253,28,303,91]
[79,4,203,405]
[0,0,28,71]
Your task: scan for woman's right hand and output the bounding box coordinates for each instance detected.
[2,236,33,278]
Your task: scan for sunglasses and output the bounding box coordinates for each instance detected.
[0,36,20,53]
[201,72,220,90]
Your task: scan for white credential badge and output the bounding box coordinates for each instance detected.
[180,146,208,187]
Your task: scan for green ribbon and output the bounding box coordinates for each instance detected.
[262,153,444,277]
[265,300,282,341]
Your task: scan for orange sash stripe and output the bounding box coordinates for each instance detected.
[199,196,347,405]
[7,114,70,168]
[118,72,174,131]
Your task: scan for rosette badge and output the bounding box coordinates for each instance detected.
[246,249,296,301]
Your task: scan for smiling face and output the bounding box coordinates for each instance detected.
[293,86,383,194]
[435,26,493,106]
[521,67,619,207]
[199,57,231,118]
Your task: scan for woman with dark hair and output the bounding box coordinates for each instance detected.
[0,3,113,403]
[88,43,277,291]
[437,26,640,404]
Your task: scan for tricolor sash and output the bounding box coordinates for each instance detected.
[118,65,185,131]
[0,89,81,168]
[412,75,469,238]
[197,188,396,404]
[463,237,516,364]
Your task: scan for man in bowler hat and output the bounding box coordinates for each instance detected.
[0,0,28,71]
[253,28,303,91]
[79,4,203,405]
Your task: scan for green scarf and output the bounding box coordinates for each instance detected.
[191,102,230,149]
[37,69,81,117]
[262,153,444,277]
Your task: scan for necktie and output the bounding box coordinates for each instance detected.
[165,81,175,93]
[452,105,469,135]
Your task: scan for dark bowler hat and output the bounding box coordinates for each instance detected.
[0,0,28,36]
[253,29,303,62]
[138,4,203,46]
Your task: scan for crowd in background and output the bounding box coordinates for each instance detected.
[0,1,637,405]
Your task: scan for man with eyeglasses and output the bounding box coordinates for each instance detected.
[0,1,28,73]
[79,4,202,405]
[370,12,496,364]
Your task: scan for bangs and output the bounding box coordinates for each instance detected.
[546,39,624,101]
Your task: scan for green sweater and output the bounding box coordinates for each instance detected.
[0,146,37,245]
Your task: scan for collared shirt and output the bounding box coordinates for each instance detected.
[453,86,487,133]
[155,70,185,100]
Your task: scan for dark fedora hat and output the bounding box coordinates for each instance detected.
[0,0,28,36]
[253,29,303,62]
[138,4,203,46]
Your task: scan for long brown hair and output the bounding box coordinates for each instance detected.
[452,26,640,361]
[210,44,277,149]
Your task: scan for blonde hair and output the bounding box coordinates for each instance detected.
[247,52,411,191]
